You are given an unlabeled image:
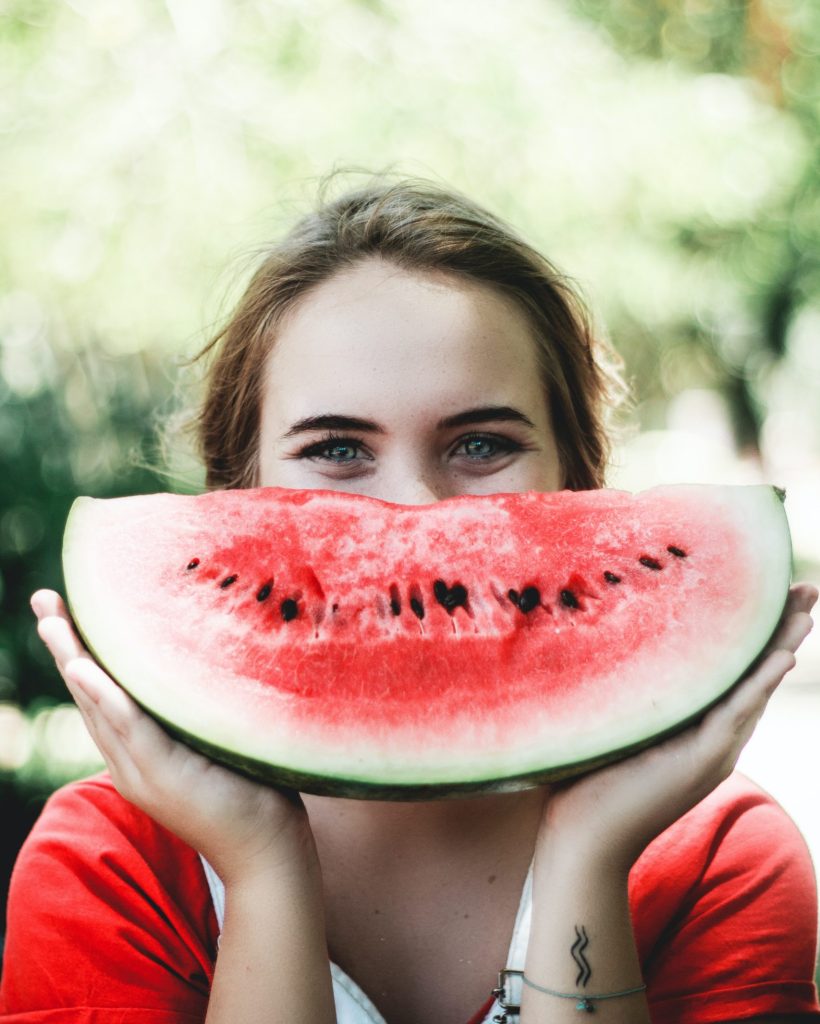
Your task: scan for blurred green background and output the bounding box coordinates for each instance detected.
[1,0,819,964]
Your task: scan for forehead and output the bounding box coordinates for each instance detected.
[263,258,546,419]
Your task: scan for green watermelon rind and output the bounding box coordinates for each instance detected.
[127,658,782,800]
[62,484,792,800]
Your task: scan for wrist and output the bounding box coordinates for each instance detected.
[525,842,648,1022]
[224,852,324,916]
[211,813,322,891]
[534,816,635,883]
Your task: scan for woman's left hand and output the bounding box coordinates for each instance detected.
[538,582,818,870]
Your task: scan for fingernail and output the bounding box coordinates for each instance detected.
[30,594,44,620]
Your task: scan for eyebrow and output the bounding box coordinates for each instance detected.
[280,405,538,439]
[440,405,538,431]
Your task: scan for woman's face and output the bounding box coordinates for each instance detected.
[258,257,563,503]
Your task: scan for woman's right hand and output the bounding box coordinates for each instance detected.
[31,588,318,888]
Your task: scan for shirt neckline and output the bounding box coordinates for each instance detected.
[199,854,533,1024]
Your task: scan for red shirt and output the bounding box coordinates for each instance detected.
[1,771,818,1023]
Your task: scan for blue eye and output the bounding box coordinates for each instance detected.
[462,437,494,458]
[299,434,371,465]
[323,443,358,462]
[458,434,520,460]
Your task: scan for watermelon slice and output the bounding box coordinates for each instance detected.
[62,485,791,798]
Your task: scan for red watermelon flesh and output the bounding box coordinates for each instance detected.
[62,485,791,797]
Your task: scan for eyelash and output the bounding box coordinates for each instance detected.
[458,432,525,460]
[297,431,524,466]
[297,432,370,465]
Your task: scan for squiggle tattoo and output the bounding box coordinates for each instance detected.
[571,925,591,986]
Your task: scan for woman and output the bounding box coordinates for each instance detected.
[4,176,819,1023]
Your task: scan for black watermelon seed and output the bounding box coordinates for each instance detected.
[186,558,200,570]
[508,589,521,608]
[518,586,541,613]
[410,596,425,620]
[560,589,579,609]
[433,579,468,610]
[639,556,662,570]
[389,584,401,616]
[280,598,299,621]
[603,571,621,584]
[667,545,687,558]
[220,575,238,588]
[256,582,272,602]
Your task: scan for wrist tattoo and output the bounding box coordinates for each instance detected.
[571,925,591,987]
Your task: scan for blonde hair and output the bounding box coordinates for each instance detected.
[191,174,628,490]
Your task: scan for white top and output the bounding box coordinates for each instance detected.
[200,855,532,1023]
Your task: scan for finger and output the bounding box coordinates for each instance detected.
[36,599,213,809]
[65,657,181,778]
[778,584,818,624]
[758,585,816,660]
[36,619,133,769]
[64,677,114,757]
[742,646,796,710]
[66,693,141,796]
[790,582,819,613]
[31,589,71,621]
[59,670,126,776]
[701,648,796,757]
[773,610,814,656]
[37,615,92,672]
[63,659,161,792]
[65,656,139,724]
[32,592,94,661]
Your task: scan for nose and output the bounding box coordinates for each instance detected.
[380,472,447,506]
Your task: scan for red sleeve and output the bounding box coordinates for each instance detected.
[630,771,820,1023]
[0,773,219,1023]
